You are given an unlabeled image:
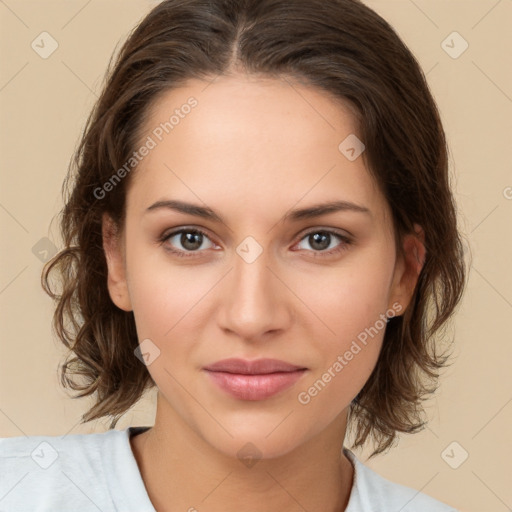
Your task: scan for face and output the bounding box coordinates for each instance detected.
[103,74,423,460]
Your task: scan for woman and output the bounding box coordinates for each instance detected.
[0,0,466,510]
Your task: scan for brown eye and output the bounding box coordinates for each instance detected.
[160,228,215,257]
[295,230,352,257]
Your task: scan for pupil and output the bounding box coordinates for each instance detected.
[310,232,330,250]
[182,232,202,250]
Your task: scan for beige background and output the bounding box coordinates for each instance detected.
[1,1,511,511]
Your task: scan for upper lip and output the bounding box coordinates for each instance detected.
[203,358,307,375]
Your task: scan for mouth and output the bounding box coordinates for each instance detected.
[203,358,308,401]
[203,357,307,375]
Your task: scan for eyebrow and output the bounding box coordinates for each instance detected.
[145,199,371,223]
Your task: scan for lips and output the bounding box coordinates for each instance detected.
[203,358,307,375]
[203,358,308,400]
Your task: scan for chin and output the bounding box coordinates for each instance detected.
[200,417,316,463]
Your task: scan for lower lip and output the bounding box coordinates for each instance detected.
[204,369,307,400]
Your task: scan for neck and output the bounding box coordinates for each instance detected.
[130,394,355,512]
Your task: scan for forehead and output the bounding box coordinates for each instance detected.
[127,74,388,224]
[142,74,361,155]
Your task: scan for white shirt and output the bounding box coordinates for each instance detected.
[0,426,458,511]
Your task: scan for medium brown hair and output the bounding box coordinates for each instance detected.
[42,0,467,457]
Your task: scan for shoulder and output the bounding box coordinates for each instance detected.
[0,427,120,477]
[0,427,151,512]
[0,425,120,457]
[344,448,458,512]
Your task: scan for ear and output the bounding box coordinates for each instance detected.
[387,223,426,315]
[102,212,132,312]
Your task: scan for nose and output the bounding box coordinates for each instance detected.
[217,246,293,342]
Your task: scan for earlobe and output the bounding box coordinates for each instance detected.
[388,223,426,315]
[102,213,132,312]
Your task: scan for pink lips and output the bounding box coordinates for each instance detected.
[203,358,308,401]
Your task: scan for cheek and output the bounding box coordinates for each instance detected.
[126,253,210,398]
[292,254,394,398]
[295,254,394,342]
[126,243,214,338]
[294,275,391,426]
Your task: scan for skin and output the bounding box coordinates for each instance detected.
[102,74,425,512]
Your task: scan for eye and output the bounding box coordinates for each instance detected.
[294,229,352,257]
[158,227,352,259]
[159,227,216,257]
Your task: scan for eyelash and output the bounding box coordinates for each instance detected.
[158,227,352,259]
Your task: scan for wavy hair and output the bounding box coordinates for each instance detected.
[42,0,468,457]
